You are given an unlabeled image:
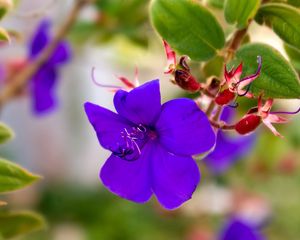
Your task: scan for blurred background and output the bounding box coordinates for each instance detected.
[0,0,299,239]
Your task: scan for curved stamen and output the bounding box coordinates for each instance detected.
[237,82,252,97]
[91,67,122,89]
[236,56,262,85]
[270,106,300,115]
[114,125,149,161]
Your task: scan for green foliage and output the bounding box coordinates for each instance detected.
[71,0,149,46]
[202,55,224,78]
[234,43,300,99]
[35,186,191,240]
[206,0,224,9]
[255,3,300,51]
[0,211,45,239]
[0,27,10,43]
[224,0,260,28]
[287,0,300,7]
[150,0,225,61]
[0,0,13,19]
[0,123,14,144]
[284,44,300,72]
[0,158,40,193]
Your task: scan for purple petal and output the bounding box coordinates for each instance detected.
[29,20,50,58]
[48,41,72,65]
[113,80,161,126]
[151,141,200,209]
[100,142,153,203]
[204,131,256,174]
[84,102,134,151]
[220,106,235,123]
[155,98,215,156]
[31,66,57,114]
[220,219,265,240]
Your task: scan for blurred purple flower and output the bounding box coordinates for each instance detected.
[204,107,256,174]
[29,20,71,115]
[219,219,265,240]
[84,80,216,209]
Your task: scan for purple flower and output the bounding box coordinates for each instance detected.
[219,219,265,240]
[84,80,216,209]
[29,20,71,114]
[204,107,256,174]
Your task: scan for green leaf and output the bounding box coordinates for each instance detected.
[287,0,300,7]
[150,0,225,61]
[0,0,13,19]
[284,44,300,72]
[234,43,300,98]
[0,123,14,144]
[0,27,10,43]
[0,211,45,239]
[207,0,224,9]
[0,158,40,193]
[202,55,224,78]
[224,0,260,28]
[255,3,300,51]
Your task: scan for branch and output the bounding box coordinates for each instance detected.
[209,119,236,130]
[225,26,249,62]
[0,0,92,108]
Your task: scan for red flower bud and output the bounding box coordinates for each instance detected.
[174,69,201,92]
[235,114,261,135]
[215,89,235,105]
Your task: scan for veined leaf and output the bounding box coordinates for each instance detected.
[0,158,40,193]
[207,0,224,9]
[287,0,300,7]
[224,0,260,28]
[255,3,300,51]
[284,43,300,72]
[0,122,14,144]
[0,27,10,43]
[150,0,225,61]
[234,43,300,98]
[0,211,45,239]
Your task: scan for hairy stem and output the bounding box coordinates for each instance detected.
[209,119,235,130]
[0,0,92,109]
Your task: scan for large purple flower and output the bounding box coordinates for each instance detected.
[219,219,265,240]
[84,80,216,209]
[204,107,256,174]
[29,20,71,114]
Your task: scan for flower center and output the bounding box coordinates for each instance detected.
[112,124,155,161]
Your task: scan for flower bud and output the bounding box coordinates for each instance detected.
[174,69,201,92]
[235,114,261,135]
[215,89,235,105]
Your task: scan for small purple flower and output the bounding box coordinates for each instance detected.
[204,107,256,174]
[219,219,265,240]
[29,20,71,114]
[84,80,216,209]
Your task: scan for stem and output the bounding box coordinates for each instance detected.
[206,101,216,116]
[209,119,235,130]
[225,27,248,62]
[0,0,92,109]
[212,105,223,122]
